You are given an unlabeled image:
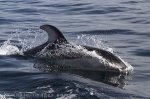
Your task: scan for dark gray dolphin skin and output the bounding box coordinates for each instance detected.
[24,24,132,74]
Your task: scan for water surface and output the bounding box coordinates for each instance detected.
[0,0,150,98]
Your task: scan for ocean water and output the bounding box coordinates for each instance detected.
[0,0,150,99]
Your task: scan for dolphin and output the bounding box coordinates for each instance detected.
[23,24,133,74]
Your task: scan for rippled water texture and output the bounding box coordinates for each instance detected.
[0,0,150,99]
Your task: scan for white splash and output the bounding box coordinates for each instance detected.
[0,25,46,56]
[0,94,7,99]
[0,40,22,55]
[75,34,114,53]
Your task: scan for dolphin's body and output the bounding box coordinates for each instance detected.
[23,25,133,74]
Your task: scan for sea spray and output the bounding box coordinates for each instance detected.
[0,40,21,55]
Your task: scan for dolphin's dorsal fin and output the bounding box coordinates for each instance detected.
[40,24,68,44]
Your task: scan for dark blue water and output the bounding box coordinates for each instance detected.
[0,0,150,98]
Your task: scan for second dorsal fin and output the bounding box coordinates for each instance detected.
[40,24,68,44]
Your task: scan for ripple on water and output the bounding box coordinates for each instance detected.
[133,49,150,57]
